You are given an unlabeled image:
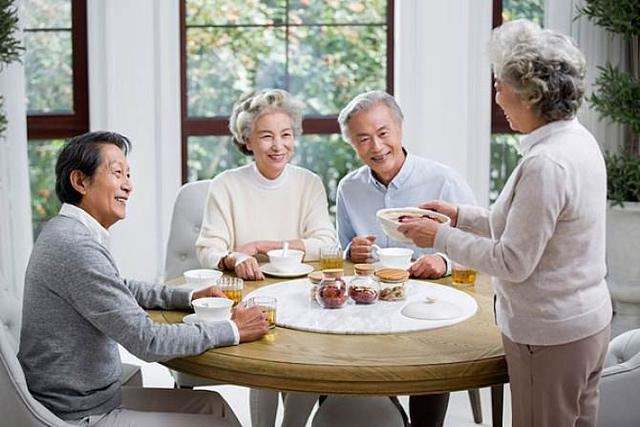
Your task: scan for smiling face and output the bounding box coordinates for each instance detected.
[245,111,295,180]
[494,78,546,133]
[347,102,405,186]
[76,144,133,229]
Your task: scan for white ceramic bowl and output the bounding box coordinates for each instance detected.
[192,297,233,321]
[376,207,451,243]
[375,247,414,268]
[267,249,304,272]
[183,269,223,287]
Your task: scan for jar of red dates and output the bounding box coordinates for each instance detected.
[315,269,348,309]
[348,264,379,304]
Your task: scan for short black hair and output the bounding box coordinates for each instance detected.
[55,131,132,205]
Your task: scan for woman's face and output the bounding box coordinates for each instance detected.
[245,111,295,180]
[495,78,542,133]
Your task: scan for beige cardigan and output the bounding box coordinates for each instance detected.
[435,119,612,345]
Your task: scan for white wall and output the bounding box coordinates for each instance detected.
[396,0,493,207]
[87,0,181,281]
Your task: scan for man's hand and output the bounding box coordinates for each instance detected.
[348,235,376,263]
[397,218,439,248]
[409,254,447,279]
[232,305,269,343]
[419,200,459,227]
[234,256,265,281]
[191,286,226,301]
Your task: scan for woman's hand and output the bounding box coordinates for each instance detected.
[191,286,226,301]
[234,256,265,281]
[419,200,459,227]
[397,217,440,248]
[232,305,269,343]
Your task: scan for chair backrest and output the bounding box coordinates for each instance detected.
[605,328,640,368]
[0,287,66,426]
[164,180,211,281]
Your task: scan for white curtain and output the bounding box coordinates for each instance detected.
[0,0,32,298]
[544,0,628,153]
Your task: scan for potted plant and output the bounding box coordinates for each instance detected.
[579,0,640,317]
[0,0,23,137]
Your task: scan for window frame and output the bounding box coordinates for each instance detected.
[25,0,89,140]
[179,0,395,182]
[491,0,512,134]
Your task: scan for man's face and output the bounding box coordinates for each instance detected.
[79,144,133,229]
[347,102,405,184]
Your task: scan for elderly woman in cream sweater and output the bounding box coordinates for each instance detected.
[399,20,612,427]
[195,88,336,281]
[195,89,333,427]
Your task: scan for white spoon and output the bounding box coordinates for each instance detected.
[282,241,289,257]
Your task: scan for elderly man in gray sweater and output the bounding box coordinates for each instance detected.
[18,131,269,426]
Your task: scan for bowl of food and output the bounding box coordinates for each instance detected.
[376,207,451,243]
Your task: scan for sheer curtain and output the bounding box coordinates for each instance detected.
[0,0,32,300]
[544,0,628,153]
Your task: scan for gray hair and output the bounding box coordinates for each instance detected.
[489,19,586,122]
[338,90,404,143]
[228,89,304,155]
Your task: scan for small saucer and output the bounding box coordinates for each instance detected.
[260,263,314,278]
[182,313,230,324]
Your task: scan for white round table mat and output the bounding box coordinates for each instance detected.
[244,277,478,335]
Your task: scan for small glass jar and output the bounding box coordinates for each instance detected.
[307,271,323,303]
[375,268,410,301]
[348,263,379,304]
[315,269,348,309]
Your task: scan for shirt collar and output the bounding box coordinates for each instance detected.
[59,203,111,249]
[367,148,415,190]
[519,118,581,155]
[250,162,289,189]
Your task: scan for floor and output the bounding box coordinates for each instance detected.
[119,346,513,427]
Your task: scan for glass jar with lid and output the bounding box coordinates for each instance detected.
[307,271,323,303]
[315,269,348,309]
[348,263,379,304]
[375,268,410,301]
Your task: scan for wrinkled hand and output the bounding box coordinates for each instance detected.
[397,218,440,248]
[234,256,265,281]
[348,235,376,263]
[232,305,269,343]
[236,241,260,257]
[409,254,447,279]
[419,200,459,227]
[191,285,226,301]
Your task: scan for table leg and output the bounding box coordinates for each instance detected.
[467,388,482,424]
[491,385,504,427]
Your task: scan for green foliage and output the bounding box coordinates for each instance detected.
[0,0,24,136]
[606,151,640,206]
[590,64,640,137]
[27,139,64,236]
[502,0,544,25]
[490,134,522,204]
[577,0,640,37]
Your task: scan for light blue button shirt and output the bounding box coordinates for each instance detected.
[336,152,476,261]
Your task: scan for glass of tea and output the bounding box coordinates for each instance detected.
[320,245,344,271]
[247,296,277,329]
[451,264,477,287]
[218,276,243,306]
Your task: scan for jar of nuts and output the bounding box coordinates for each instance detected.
[315,269,348,309]
[375,268,410,301]
[348,263,379,304]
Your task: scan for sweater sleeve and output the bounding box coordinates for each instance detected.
[124,279,192,310]
[195,179,234,268]
[434,155,568,283]
[300,175,338,260]
[456,205,492,238]
[61,239,236,362]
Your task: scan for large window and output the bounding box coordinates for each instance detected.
[181,0,394,213]
[23,0,89,236]
[489,0,543,202]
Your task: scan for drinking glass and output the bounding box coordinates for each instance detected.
[320,245,344,271]
[218,276,243,306]
[247,296,277,329]
[451,264,477,287]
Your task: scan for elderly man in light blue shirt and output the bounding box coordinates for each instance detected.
[336,90,475,279]
[336,91,476,426]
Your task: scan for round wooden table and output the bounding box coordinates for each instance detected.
[152,263,508,426]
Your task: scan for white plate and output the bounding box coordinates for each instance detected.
[260,262,314,278]
[182,313,230,324]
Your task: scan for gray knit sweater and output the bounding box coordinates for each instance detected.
[18,214,235,420]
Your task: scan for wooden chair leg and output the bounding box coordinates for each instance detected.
[467,388,483,424]
[491,385,504,427]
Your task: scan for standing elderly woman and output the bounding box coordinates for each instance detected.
[399,20,612,426]
[195,89,335,426]
[195,88,336,281]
